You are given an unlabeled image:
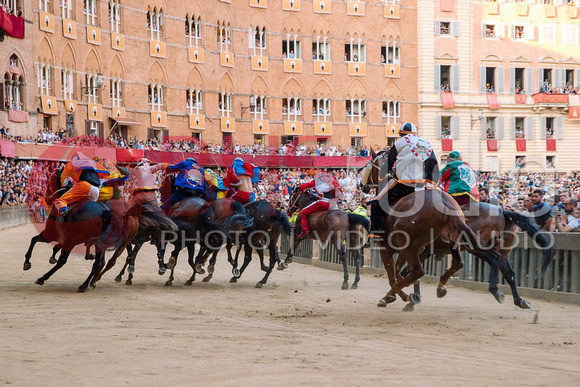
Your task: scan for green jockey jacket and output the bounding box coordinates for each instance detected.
[439,160,479,201]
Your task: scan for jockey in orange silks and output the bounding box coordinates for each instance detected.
[53,152,110,215]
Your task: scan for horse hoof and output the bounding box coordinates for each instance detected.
[492,291,505,304]
[377,299,387,307]
[260,265,268,272]
[207,265,215,275]
[114,275,122,283]
[402,303,415,312]
[410,293,421,305]
[165,281,173,287]
[351,283,358,290]
[202,275,212,283]
[436,286,447,299]
[341,282,349,290]
[232,268,240,278]
[277,263,286,271]
[255,282,263,289]
[229,277,237,284]
[35,278,44,285]
[516,299,532,309]
[184,280,193,286]
[49,257,57,264]
[86,254,95,261]
[167,257,176,270]
[128,265,135,274]
[195,264,205,275]
[125,279,132,286]
[23,263,31,271]
[285,258,292,264]
[158,267,166,276]
[77,287,86,293]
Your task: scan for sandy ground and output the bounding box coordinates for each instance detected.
[1,223,580,386]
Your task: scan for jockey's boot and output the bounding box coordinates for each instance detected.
[368,200,384,239]
[297,229,309,239]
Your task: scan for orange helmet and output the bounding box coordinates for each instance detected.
[308,169,316,177]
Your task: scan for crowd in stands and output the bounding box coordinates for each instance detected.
[540,80,579,94]
[1,2,22,16]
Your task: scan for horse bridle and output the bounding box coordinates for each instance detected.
[364,152,387,188]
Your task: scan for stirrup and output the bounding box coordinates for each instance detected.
[296,232,309,239]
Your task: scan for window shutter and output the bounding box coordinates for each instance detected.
[436,116,442,139]
[435,21,441,36]
[98,122,104,139]
[0,83,4,111]
[162,129,169,142]
[452,21,459,37]
[434,64,441,92]
[479,66,486,94]
[497,24,505,39]
[576,69,580,88]
[452,65,460,93]
[497,117,505,140]
[537,68,544,92]
[481,23,486,38]
[559,68,566,89]
[510,117,516,139]
[452,116,460,140]
[147,127,154,139]
[497,66,505,94]
[510,25,516,40]
[481,117,487,140]
[540,116,547,139]
[248,27,254,48]
[85,120,91,136]
[555,116,564,140]
[525,116,534,140]
[509,67,516,94]
[526,67,533,94]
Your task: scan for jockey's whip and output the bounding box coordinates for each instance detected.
[209,152,224,175]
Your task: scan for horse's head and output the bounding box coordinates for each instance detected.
[287,184,301,216]
[362,147,387,194]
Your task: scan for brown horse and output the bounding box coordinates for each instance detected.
[286,188,370,290]
[361,148,502,310]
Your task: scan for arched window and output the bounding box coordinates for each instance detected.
[249,26,267,55]
[4,72,24,110]
[37,62,51,95]
[282,97,302,120]
[185,15,201,47]
[61,68,74,99]
[38,0,51,13]
[344,35,366,63]
[218,92,232,117]
[84,0,98,26]
[282,30,301,59]
[110,79,122,107]
[147,6,163,41]
[109,0,121,33]
[186,89,202,114]
[250,95,267,119]
[61,0,72,19]
[382,100,400,123]
[148,84,164,110]
[312,33,330,61]
[312,98,330,121]
[345,99,366,122]
[217,21,232,52]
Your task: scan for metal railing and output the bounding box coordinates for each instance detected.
[279,234,313,260]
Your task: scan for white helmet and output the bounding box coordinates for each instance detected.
[399,122,417,134]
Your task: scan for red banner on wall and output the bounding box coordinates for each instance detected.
[0,140,16,158]
[440,92,455,108]
[516,139,527,152]
[515,94,527,104]
[487,93,500,109]
[569,95,580,120]
[0,8,25,39]
[116,148,144,162]
[487,139,498,151]
[547,139,557,151]
[441,139,453,151]
[441,0,453,12]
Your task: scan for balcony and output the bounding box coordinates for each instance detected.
[532,93,569,104]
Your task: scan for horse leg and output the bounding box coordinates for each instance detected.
[92,232,134,288]
[349,233,362,289]
[232,245,243,277]
[202,250,219,282]
[337,240,350,290]
[78,250,105,293]
[194,247,209,274]
[85,244,95,261]
[497,256,531,309]
[49,244,60,264]
[120,242,143,285]
[157,240,168,275]
[35,249,71,285]
[24,234,48,270]
[230,245,252,284]
[436,248,464,299]
[184,243,197,286]
[377,246,409,307]
[380,251,424,309]
[165,245,182,287]
[256,246,275,288]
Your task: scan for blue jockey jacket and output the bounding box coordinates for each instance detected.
[167,159,206,193]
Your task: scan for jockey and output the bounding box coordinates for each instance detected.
[53,152,110,216]
[297,170,347,238]
[129,158,168,207]
[161,157,206,214]
[370,122,439,233]
[203,169,228,201]
[439,151,479,206]
[94,157,129,202]
[223,157,260,204]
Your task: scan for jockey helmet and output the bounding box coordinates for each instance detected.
[138,158,151,166]
[308,169,316,177]
[399,122,417,135]
[448,151,462,161]
[187,157,197,163]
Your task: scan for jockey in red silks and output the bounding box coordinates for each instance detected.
[54,152,110,216]
[297,170,347,238]
[223,157,260,204]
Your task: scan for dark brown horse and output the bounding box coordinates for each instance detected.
[23,200,124,292]
[286,188,370,290]
[361,148,502,310]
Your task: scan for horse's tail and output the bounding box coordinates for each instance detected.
[347,212,370,233]
[441,198,501,267]
[139,204,178,232]
[274,210,293,235]
[503,209,554,274]
[200,208,229,245]
[97,208,112,247]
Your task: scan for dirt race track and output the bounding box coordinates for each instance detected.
[1,224,580,386]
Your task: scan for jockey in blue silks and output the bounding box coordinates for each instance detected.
[161,157,206,214]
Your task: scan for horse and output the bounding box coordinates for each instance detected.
[361,147,503,310]
[23,200,124,292]
[285,187,370,290]
[226,200,292,288]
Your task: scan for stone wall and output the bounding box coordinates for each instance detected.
[0,206,31,230]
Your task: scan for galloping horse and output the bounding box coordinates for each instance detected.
[361,148,502,310]
[23,201,124,292]
[228,200,292,288]
[285,188,370,290]
[363,149,553,309]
